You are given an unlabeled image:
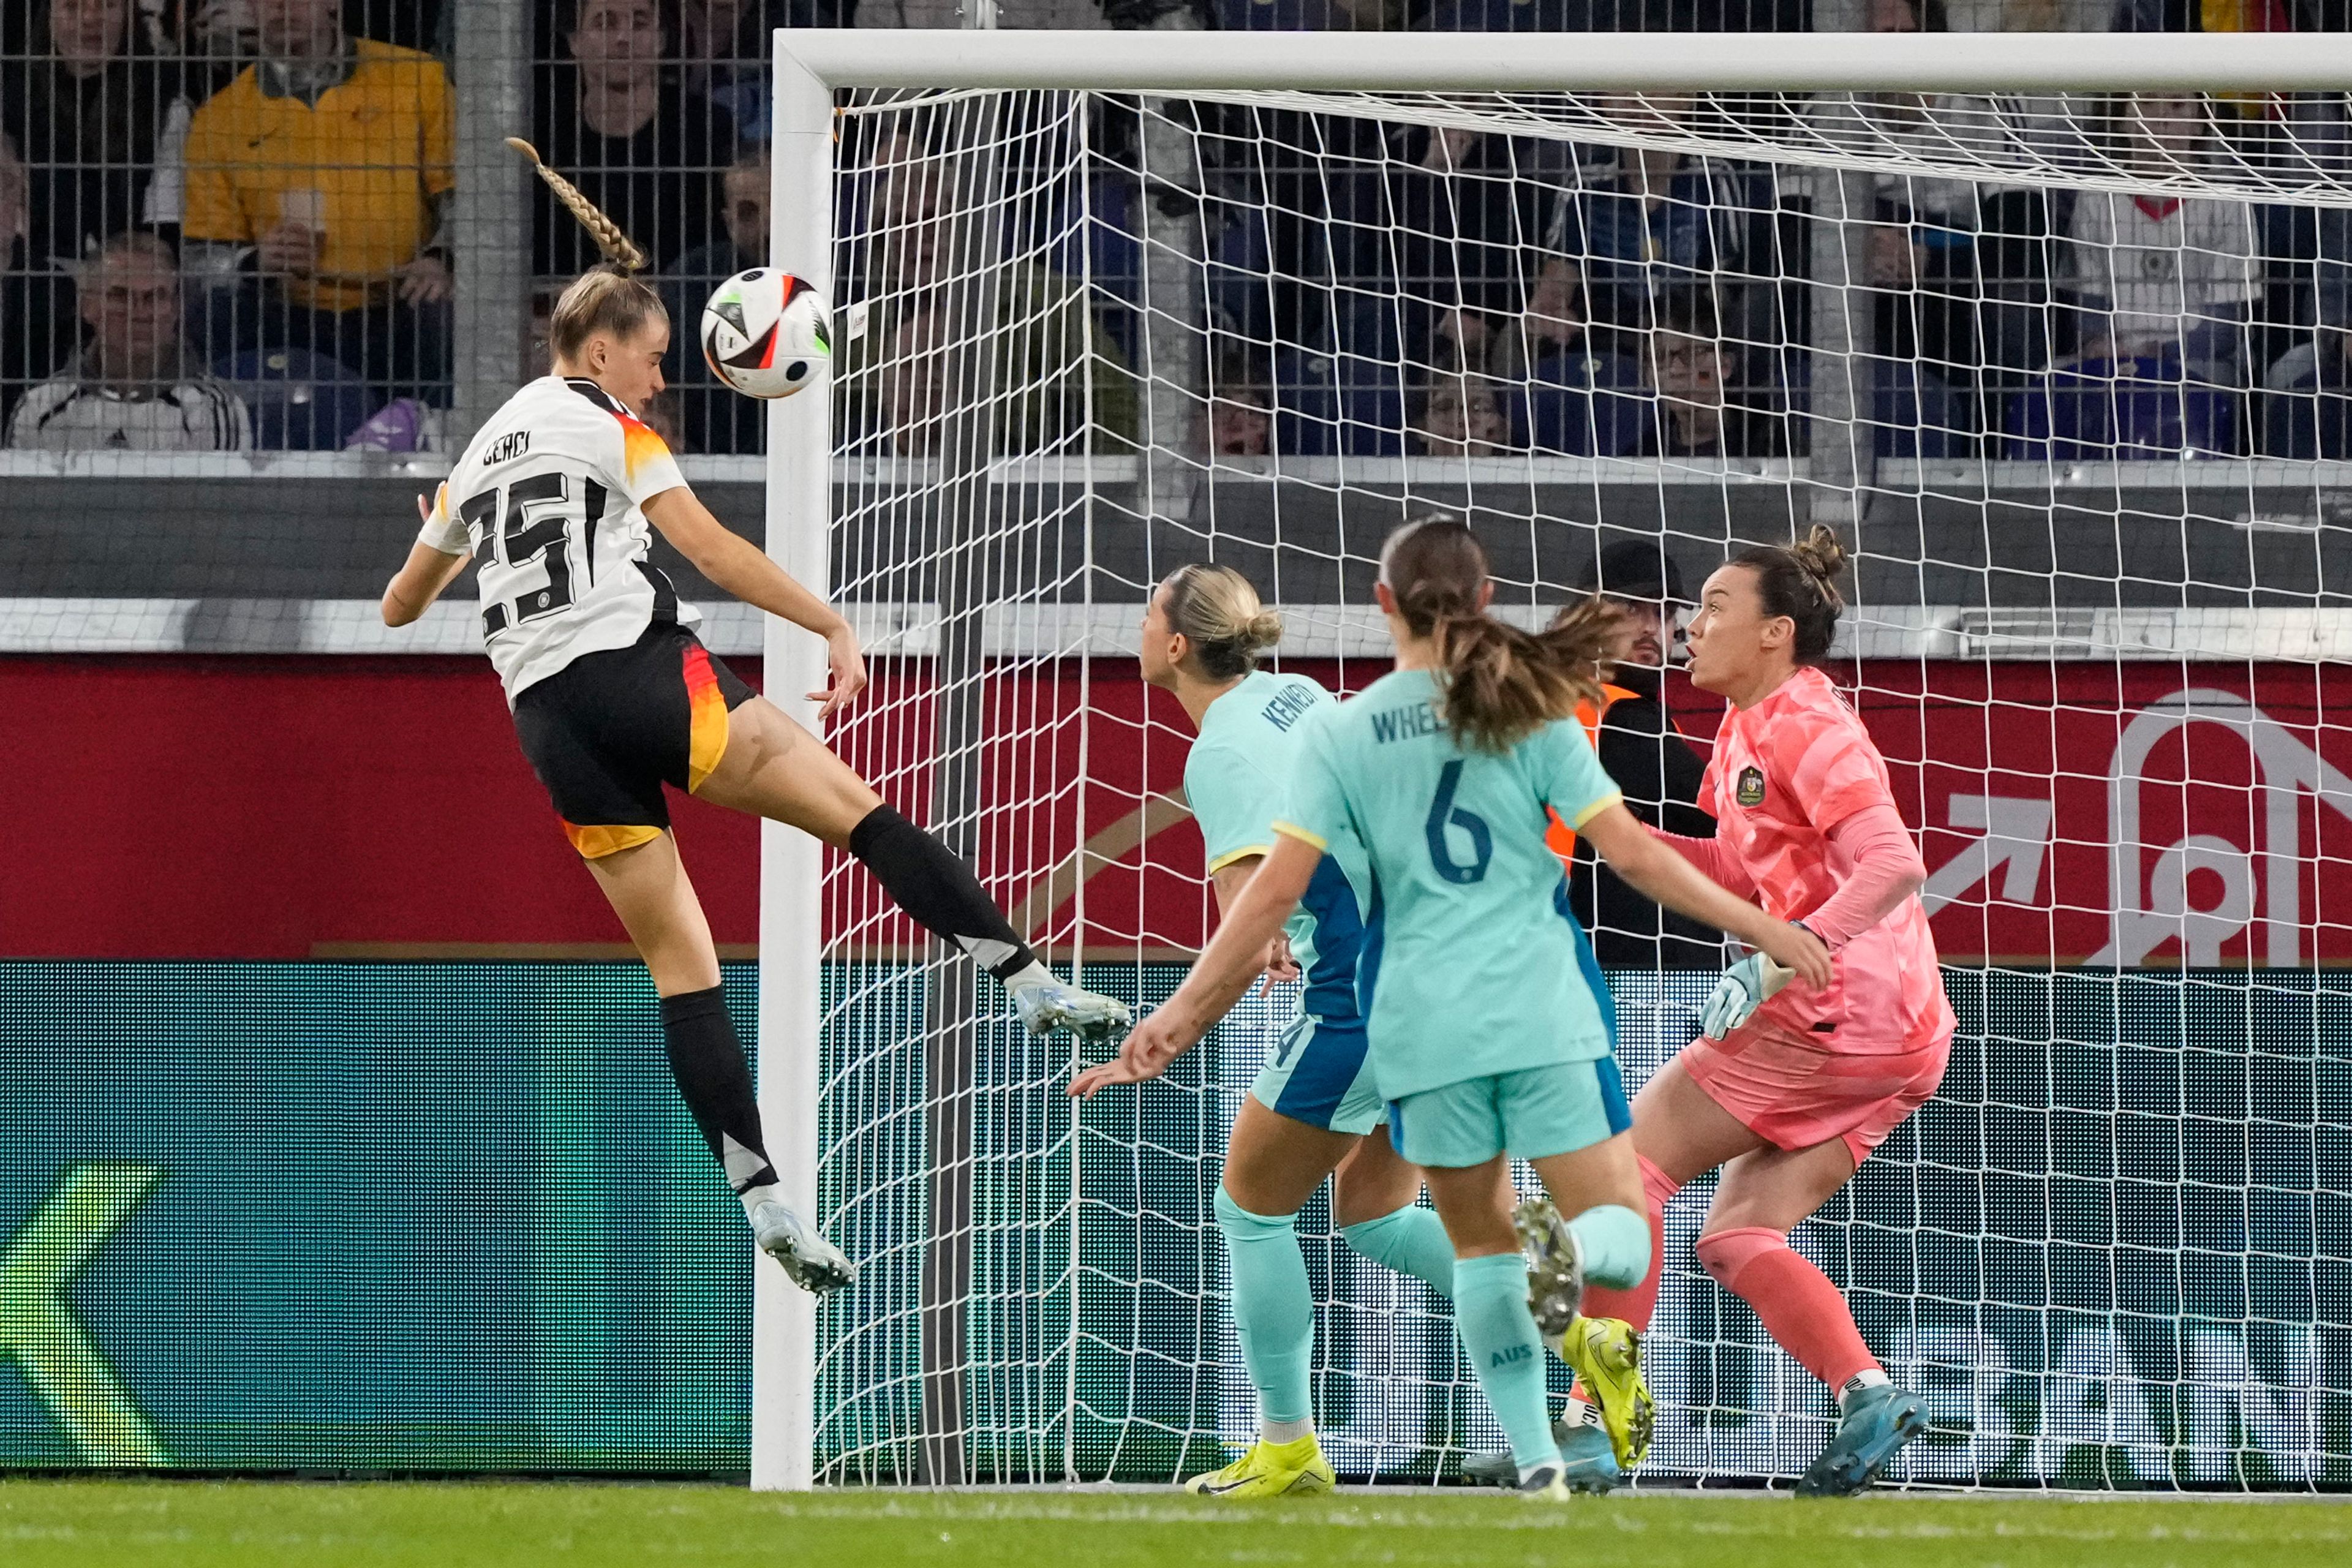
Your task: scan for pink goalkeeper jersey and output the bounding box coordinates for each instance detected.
[1702,666,1954,1055]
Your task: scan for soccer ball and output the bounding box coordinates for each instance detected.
[700,268,831,399]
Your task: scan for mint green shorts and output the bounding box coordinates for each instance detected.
[1386,1058,1632,1170]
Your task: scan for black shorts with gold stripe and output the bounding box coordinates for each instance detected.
[511,622,756,858]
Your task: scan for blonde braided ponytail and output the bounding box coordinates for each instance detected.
[505,137,647,273]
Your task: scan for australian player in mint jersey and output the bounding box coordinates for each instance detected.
[1102,564,1459,1499]
[1080,519,1828,1500]
[379,165,1128,1299]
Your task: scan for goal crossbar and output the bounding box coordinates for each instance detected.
[775,28,2352,95]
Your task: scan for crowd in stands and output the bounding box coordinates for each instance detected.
[1,0,2349,459]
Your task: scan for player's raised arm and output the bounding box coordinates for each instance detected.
[1071,832,1318,1098]
[642,487,867,717]
[382,488,471,627]
[1580,804,1830,990]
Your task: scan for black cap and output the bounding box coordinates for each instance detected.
[1577,538,1687,605]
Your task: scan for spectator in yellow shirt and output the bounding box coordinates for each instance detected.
[180,0,454,399]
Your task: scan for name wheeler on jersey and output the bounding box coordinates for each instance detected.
[418,375,692,703]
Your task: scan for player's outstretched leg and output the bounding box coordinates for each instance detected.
[844,804,1129,1041]
[583,832,853,1296]
[1695,1226,1923,1494]
[696,699,1129,1042]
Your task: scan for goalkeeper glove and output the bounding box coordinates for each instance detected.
[1698,929,1811,1041]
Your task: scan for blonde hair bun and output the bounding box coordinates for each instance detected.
[1160,564,1281,680]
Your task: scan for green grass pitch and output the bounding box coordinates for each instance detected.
[4,1482,2347,1568]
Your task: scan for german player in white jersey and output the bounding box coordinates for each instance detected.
[1093,564,1457,1498]
[378,164,1129,1297]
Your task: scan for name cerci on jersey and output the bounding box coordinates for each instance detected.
[483,429,531,466]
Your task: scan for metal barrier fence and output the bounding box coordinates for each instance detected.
[4,6,2350,464]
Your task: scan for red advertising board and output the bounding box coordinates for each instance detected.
[6,655,2349,965]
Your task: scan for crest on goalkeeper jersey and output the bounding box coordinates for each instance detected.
[701,268,832,401]
[1736,767,1767,809]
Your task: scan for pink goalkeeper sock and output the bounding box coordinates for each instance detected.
[1578,1155,1678,1332]
[1694,1226,1880,1391]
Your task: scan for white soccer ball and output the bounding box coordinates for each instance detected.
[701,268,831,399]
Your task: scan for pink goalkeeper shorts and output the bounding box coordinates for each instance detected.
[1680,1016,1951,1168]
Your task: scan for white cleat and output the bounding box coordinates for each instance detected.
[1515,1460,1574,1501]
[1513,1195,1588,1336]
[750,1200,856,1296]
[1012,979,1132,1044]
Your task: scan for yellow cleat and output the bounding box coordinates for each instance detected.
[1181,1434,1336,1498]
[1559,1314,1654,1470]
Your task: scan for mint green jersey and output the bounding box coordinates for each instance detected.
[1185,671,1373,1027]
[1272,668,1624,1100]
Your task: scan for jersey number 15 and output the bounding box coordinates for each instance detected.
[462,472,608,638]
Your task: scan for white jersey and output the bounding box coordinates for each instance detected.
[6,372,251,452]
[2068,192,2261,356]
[419,375,692,703]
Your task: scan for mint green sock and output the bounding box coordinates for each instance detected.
[1214,1186,1314,1427]
[1340,1204,1456,1300]
[1567,1202,1652,1292]
[1453,1251,1559,1473]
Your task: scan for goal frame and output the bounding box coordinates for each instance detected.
[753,27,2352,1491]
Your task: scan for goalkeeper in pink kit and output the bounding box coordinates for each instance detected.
[1572,526,1953,1496]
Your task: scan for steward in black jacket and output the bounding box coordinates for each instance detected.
[1565,540,1725,970]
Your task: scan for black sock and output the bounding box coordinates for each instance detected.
[847,804,1039,981]
[660,986,777,1198]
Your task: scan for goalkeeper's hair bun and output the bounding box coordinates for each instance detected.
[1733,524,1849,665]
[1159,564,1281,681]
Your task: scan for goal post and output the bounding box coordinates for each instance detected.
[760,29,2352,1493]
[752,46,840,1498]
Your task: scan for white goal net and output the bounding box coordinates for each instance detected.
[781,36,2352,1491]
